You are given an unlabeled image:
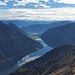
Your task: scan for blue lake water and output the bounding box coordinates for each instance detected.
[1,38,52,75]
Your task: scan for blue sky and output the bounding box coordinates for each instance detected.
[0,0,75,20]
[0,0,75,9]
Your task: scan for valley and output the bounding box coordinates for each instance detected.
[0,20,75,75]
[1,38,52,75]
[0,1,75,75]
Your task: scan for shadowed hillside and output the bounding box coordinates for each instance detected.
[0,21,42,61]
[41,23,75,48]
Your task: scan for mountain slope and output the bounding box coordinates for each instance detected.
[7,23,27,35]
[41,23,75,48]
[2,20,52,28]
[21,21,71,34]
[0,21,42,61]
[48,21,71,28]
[21,24,50,34]
[10,44,75,75]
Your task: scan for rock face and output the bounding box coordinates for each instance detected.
[41,23,75,48]
[10,44,75,75]
[0,21,42,61]
[21,21,71,34]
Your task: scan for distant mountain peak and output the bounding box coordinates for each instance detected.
[0,21,6,26]
[7,22,18,27]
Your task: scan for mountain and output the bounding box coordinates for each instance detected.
[10,44,75,75]
[21,21,71,34]
[41,23,75,48]
[47,21,72,28]
[0,21,43,61]
[2,20,52,28]
[21,24,50,34]
[7,23,27,35]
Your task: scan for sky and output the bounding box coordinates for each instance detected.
[0,0,75,21]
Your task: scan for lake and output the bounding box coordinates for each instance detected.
[0,38,52,75]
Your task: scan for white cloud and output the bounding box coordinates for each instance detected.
[0,0,14,6]
[13,0,50,8]
[18,55,41,66]
[13,0,39,6]
[4,0,9,3]
[0,8,75,21]
[39,0,49,2]
[35,3,50,8]
[54,0,75,4]
[4,0,8,3]
[0,1,7,6]
[44,0,49,2]
[8,8,36,14]
[0,0,75,8]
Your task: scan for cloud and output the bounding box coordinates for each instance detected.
[13,0,50,8]
[0,8,75,21]
[4,0,9,3]
[8,8,36,14]
[0,1,7,6]
[54,0,75,4]
[18,55,41,66]
[39,0,49,2]
[13,0,39,6]
[44,0,49,2]
[0,0,75,8]
[35,3,50,8]
[0,0,14,6]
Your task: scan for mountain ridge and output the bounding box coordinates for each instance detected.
[41,23,75,48]
[10,44,75,75]
[0,21,43,72]
[21,21,71,34]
